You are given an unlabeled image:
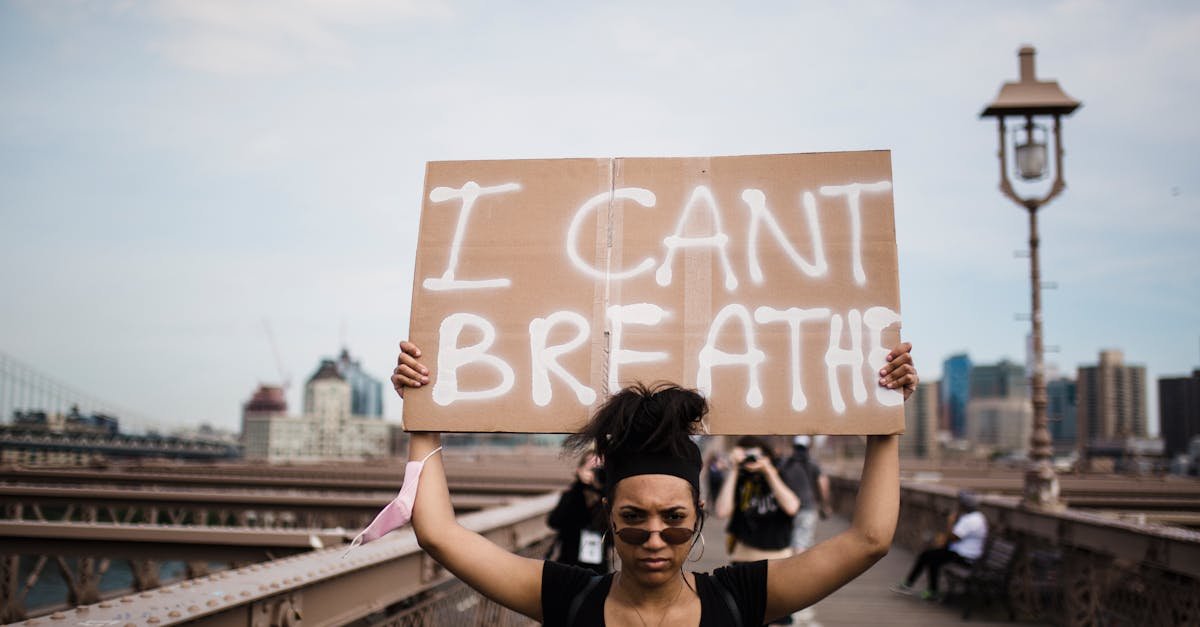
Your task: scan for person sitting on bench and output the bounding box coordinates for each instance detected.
[893,490,987,600]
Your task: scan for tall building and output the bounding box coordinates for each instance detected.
[304,360,351,421]
[242,385,291,460]
[941,354,972,438]
[902,380,940,459]
[1077,350,1148,443]
[969,359,1027,399]
[1159,369,1200,457]
[336,349,384,418]
[242,349,389,463]
[965,358,1030,451]
[966,397,1032,452]
[1047,377,1078,447]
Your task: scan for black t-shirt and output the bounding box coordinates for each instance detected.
[540,560,767,627]
[547,480,609,573]
[726,474,793,550]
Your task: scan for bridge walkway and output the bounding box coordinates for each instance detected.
[693,511,1045,626]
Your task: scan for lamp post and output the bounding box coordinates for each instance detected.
[980,46,1080,510]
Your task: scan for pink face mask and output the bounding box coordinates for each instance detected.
[345,446,442,555]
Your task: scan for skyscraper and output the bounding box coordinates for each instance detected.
[966,359,1030,451]
[336,348,384,418]
[902,380,940,459]
[1077,350,1148,443]
[969,359,1027,399]
[966,397,1032,452]
[1159,369,1200,457]
[1046,377,1078,447]
[941,354,971,438]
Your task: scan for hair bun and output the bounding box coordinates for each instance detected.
[565,382,707,462]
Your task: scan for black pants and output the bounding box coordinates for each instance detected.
[905,547,970,592]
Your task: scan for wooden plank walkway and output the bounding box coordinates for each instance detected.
[694,511,1046,626]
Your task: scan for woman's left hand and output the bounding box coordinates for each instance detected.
[880,342,918,401]
[392,340,429,398]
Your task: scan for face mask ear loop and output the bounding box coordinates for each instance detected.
[342,533,364,559]
[420,446,444,464]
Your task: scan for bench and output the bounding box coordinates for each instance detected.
[1024,548,1062,620]
[943,537,1018,620]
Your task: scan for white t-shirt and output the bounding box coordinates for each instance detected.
[949,511,987,560]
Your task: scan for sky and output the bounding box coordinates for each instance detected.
[1,0,1197,435]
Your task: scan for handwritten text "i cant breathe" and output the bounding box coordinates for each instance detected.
[420,178,901,416]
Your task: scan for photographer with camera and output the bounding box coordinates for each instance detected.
[716,436,803,624]
[716,435,803,561]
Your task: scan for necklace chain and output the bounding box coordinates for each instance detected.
[620,572,686,627]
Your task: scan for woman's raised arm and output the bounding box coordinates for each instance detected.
[394,342,545,621]
[760,342,915,623]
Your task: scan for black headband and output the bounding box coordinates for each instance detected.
[606,441,702,496]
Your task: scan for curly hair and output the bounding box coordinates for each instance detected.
[564,381,707,462]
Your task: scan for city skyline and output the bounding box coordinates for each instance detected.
[2,1,1198,433]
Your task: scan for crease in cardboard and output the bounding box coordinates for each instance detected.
[682,157,714,407]
[597,157,616,398]
[591,158,615,405]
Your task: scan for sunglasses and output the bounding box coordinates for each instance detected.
[613,525,696,546]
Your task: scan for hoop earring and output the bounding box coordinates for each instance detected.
[688,532,705,562]
[605,527,620,572]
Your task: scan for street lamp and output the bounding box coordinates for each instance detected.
[980,46,1080,510]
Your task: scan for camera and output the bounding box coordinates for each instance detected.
[744,453,758,463]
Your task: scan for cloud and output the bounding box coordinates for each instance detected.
[148,0,452,76]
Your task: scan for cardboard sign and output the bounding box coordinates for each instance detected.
[404,152,903,435]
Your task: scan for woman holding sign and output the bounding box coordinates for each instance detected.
[391,340,916,626]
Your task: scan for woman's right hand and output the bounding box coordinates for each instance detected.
[392,341,429,398]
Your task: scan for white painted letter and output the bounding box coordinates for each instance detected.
[697,304,766,407]
[423,181,521,291]
[432,313,515,406]
[607,303,669,392]
[656,186,738,291]
[529,311,596,406]
[818,181,892,286]
[742,189,828,284]
[863,306,904,406]
[824,309,866,414]
[754,306,831,411]
[567,188,657,280]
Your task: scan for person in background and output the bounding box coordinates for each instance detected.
[893,490,988,600]
[704,451,727,512]
[547,452,610,574]
[716,436,801,562]
[716,435,802,625]
[781,435,833,554]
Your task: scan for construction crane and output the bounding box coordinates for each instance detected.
[261,319,292,393]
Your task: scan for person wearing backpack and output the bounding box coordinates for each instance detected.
[781,435,833,554]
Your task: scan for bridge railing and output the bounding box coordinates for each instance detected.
[827,474,1200,625]
[11,493,557,626]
